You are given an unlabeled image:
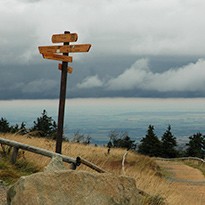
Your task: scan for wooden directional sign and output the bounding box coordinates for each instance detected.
[38,31,91,154]
[58,64,73,74]
[52,33,78,43]
[38,44,91,54]
[42,53,72,62]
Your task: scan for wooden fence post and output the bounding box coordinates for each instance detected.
[11,147,19,164]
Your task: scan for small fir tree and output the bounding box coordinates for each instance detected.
[107,130,136,150]
[0,118,11,133]
[18,122,28,135]
[30,110,57,138]
[161,125,178,158]
[186,132,205,158]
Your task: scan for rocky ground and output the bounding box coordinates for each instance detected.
[0,182,7,205]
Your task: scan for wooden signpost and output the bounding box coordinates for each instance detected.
[38,31,91,154]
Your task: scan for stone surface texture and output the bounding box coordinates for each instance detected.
[7,156,143,205]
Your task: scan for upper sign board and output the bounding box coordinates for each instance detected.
[38,44,91,54]
[52,33,78,43]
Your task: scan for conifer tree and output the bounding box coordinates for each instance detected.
[186,132,205,158]
[138,125,161,157]
[30,110,57,138]
[161,125,177,158]
[0,117,10,133]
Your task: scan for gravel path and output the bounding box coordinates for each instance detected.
[157,160,205,205]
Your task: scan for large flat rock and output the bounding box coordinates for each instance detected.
[7,170,143,205]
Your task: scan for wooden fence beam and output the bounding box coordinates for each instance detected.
[156,157,205,163]
[80,158,107,173]
[0,137,107,173]
[0,137,76,164]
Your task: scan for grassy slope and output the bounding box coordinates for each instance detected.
[0,134,194,205]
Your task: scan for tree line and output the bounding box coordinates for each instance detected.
[0,110,205,159]
[0,110,91,144]
[107,125,205,159]
[0,110,57,138]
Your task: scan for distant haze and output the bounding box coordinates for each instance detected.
[1,98,205,144]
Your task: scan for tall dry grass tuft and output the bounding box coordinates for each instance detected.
[0,134,200,204]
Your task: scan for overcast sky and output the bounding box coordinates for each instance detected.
[1,0,205,99]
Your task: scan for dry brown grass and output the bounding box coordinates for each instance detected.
[1,134,204,204]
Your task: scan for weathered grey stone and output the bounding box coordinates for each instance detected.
[7,170,143,205]
[44,155,66,172]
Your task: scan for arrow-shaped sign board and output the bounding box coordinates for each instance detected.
[38,44,91,54]
[42,53,72,62]
[52,33,78,43]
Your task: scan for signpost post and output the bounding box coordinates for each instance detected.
[38,31,91,154]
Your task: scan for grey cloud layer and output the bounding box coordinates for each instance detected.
[77,58,205,93]
[77,75,103,89]
[1,0,205,64]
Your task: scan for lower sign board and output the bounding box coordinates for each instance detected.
[42,53,72,62]
[58,64,73,74]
